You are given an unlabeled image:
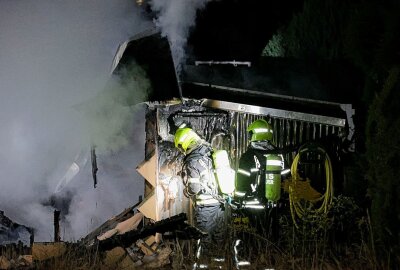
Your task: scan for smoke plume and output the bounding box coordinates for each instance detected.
[150,0,211,72]
[0,0,152,241]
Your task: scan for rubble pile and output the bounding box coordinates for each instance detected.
[0,210,33,269]
[0,211,33,247]
[0,255,32,269]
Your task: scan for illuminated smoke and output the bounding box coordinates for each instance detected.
[151,0,211,72]
[0,0,152,241]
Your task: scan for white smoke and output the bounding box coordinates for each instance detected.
[63,103,148,240]
[0,0,152,241]
[84,63,151,153]
[151,0,211,72]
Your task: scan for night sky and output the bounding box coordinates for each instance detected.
[187,0,303,61]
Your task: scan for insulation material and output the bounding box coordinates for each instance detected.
[138,235,158,255]
[137,191,157,221]
[103,247,136,269]
[157,148,188,220]
[32,242,66,261]
[137,150,159,221]
[136,154,157,188]
[0,256,11,269]
[97,212,144,241]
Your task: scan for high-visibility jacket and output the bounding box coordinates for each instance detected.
[182,143,220,205]
[235,141,290,207]
[181,142,226,256]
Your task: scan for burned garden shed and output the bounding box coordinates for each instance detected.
[109,26,357,229]
[14,24,360,269]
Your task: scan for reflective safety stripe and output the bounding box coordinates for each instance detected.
[281,168,291,175]
[197,194,214,200]
[266,160,282,166]
[235,191,246,197]
[280,156,285,168]
[243,205,265,209]
[188,178,200,183]
[196,194,219,205]
[177,133,189,144]
[243,199,259,205]
[196,244,201,258]
[253,155,261,169]
[253,128,273,133]
[237,169,251,176]
[197,198,220,205]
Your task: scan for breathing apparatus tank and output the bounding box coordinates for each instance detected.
[212,150,235,195]
[264,154,284,202]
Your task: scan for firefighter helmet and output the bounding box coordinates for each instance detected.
[174,127,201,154]
[247,119,273,141]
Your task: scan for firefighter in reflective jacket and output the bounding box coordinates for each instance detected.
[174,126,229,262]
[235,119,291,237]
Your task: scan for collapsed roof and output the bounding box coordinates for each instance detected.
[111,26,359,113]
[0,211,33,247]
[110,26,180,102]
[110,27,357,150]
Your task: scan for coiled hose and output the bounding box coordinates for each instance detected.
[288,148,334,228]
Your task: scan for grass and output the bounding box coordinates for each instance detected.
[4,196,398,269]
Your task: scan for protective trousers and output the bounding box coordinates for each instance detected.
[195,203,227,263]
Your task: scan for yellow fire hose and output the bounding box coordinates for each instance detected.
[285,149,334,228]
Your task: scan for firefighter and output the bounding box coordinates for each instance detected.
[174,125,227,265]
[235,119,290,238]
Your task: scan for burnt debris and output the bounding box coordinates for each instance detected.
[0,210,33,248]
